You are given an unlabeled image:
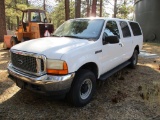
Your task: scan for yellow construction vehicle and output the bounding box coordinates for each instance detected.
[4,9,54,48]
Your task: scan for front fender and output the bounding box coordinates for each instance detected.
[61,51,102,78]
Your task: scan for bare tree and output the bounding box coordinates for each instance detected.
[100,0,103,17]
[75,0,81,18]
[86,0,90,17]
[43,0,46,10]
[91,0,97,17]
[113,0,117,18]
[65,0,70,20]
[0,0,7,42]
[26,0,29,5]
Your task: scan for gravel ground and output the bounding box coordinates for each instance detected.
[0,42,160,120]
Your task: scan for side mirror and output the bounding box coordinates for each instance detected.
[103,35,119,45]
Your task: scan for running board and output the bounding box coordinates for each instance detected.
[99,61,131,81]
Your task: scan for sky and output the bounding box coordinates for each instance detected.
[28,0,56,6]
[27,0,134,18]
[28,0,114,15]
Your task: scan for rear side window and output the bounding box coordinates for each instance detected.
[120,21,131,38]
[129,22,142,36]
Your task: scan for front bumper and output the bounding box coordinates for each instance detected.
[8,63,75,95]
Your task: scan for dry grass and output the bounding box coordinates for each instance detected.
[143,42,160,56]
[0,42,160,119]
[0,42,4,50]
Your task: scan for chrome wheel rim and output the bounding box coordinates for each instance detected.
[80,79,92,100]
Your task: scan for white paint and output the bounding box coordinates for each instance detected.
[11,18,143,78]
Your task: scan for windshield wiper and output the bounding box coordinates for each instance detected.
[62,35,84,39]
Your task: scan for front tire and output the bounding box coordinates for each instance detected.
[67,69,96,107]
[129,49,138,69]
[10,36,18,47]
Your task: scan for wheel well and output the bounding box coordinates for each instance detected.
[135,45,140,54]
[77,62,98,79]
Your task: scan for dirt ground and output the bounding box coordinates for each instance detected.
[0,42,160,120]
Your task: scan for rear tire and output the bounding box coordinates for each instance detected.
[10,36,18,47]
[67,69,96,107]
[129,49,138,69]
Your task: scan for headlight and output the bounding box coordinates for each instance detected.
[46,59,68,75]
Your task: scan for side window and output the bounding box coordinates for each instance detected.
[120,21,131,38]
[104,21,120,38]
[129,22,142,36]
[40,13,47,22]
[23,12,28,23]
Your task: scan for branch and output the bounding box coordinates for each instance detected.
[5,4,23,12]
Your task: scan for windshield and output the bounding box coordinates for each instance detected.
[31,12,47,22]
[53,19,105,40]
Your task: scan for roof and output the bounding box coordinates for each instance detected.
[74,17,134,22]
[23,9,45,12]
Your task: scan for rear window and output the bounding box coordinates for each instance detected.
[120,21,131,38]
[129,22,142,36]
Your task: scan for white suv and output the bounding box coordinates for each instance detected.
[8,18,143,107]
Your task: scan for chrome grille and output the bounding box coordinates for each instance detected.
[10,50,46,76]
[11,52,37,73]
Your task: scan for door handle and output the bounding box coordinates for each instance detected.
[119,43,124,47]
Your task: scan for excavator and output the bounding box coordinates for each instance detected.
[3,9,54,49]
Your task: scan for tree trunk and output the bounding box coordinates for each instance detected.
[100,0,102,17]
[113,0,117,18]
[65,0,70,20]
[75,0,81,18]
[26,0,29,5]
[91,0,97,17]
[43,0,46,11]
[0,0,7,42]
[86,0,90,17]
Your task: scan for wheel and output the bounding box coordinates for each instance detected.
[129,49,138,69]
[21,37,30,42]
[10,36,18,47]
[67,69,96,107]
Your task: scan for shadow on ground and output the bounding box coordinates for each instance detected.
[0,65,160,120]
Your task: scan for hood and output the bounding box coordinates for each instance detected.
[11,37,89,59]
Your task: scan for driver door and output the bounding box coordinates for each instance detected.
[101,20,124,74]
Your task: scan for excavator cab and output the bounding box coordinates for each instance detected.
[4,9,54,48]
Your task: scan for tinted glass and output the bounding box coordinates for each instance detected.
[129,22,142,36]
[104,21,120,38]
[120,21,131,38]
[53,19,105,40]
[31,12,40,22]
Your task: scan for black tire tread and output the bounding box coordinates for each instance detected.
[129,49,138,69]
[67,69,96,107]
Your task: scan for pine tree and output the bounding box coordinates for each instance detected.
[65,0,70,20]
[0,0,6,42]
